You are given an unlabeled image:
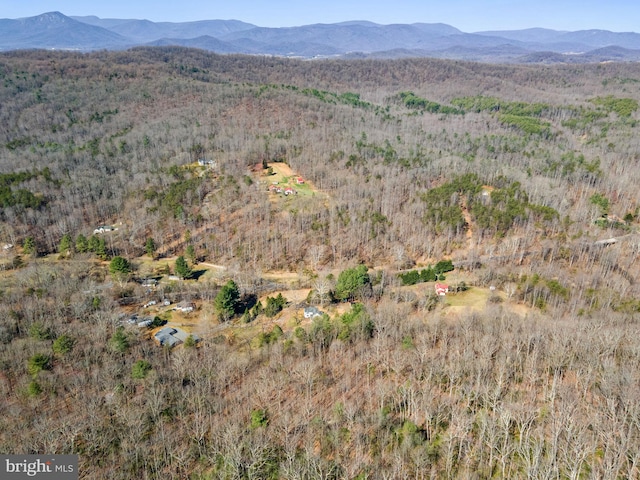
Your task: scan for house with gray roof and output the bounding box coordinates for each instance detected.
[153,326,200,348]
[154,327,180,347]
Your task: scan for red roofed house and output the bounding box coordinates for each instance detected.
[296,177,305,184]
[435,283,449,296]
[284,187,296,195]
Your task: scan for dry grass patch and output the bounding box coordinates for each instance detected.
[443,287,492,310]
[258,288,310,305]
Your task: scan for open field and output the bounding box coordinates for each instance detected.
[443,286,493,311]
[263,162,324,198]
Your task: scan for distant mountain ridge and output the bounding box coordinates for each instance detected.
[1,11,640,63]
[73,15,256,42]
[0,12,130,50]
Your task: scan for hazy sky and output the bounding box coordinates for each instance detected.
[2,0,639,32]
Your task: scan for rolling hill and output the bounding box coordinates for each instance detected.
[1,41,640,480]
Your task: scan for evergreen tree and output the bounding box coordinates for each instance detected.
[335,265,371,302]
[88,235,107,259]
[145,237,156,258]
[109,327,129,353]
[75,234,88,253]
[420,267,436,282]
[264,293,287,317]
[109,256,131,275]
[22,236,36,256]
[214,280,240,321]
[109,256,132,285]
[175,255,192,279]
[87,235,99,253]
[95,237,108,260]
[58,233,72,255]
[434,260,455,275]
[186,244,196,263]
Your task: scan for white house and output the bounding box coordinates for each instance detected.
[304,306,323,319]
[175,301,195,313]
[93,225,115,234]
[197,159,216,167]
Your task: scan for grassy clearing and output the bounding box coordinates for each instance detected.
[266,162,319,197]
[135,256,173,278]
[444,287,492,308]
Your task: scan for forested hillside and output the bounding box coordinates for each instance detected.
[1,48,640,478]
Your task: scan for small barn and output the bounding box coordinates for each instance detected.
[435,283,449,296]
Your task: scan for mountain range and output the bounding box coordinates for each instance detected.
[2,11,640,63]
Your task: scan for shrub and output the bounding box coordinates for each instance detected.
[109,327,129,353]
[250,409,269,429]
[255,325,284,347]
[337,303,373,342]
[132,360,152,379]
[402,336,415,349]
[28,322,52,340]
[399,261,453,286]
[271,324,283,339]
[294,327,307,342]
[27,380,42,397]
[264,293,287,317]
[590,193,610,215]
[27,354,51,376]
[52,335,75,355]
[149,316,166,328]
